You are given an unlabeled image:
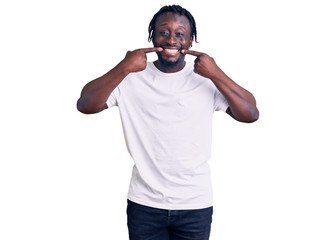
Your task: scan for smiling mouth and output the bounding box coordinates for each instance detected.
[164,49,179,54]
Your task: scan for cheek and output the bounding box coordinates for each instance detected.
[179,37,187,45]
[153,36,166,46]
[182,35,193,48]
[152,37,160,47]
[181,39,191,49]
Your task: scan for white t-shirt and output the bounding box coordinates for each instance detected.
[106,62,228,210]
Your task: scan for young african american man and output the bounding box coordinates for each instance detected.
[77,5,259,240]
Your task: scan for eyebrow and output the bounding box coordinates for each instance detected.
[158,23,186,30]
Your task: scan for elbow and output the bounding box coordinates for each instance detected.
[77,98,95,114]
[245,107,259,123]
[77,99,89,114]
[76,98,106,114]
[236,107,259,123]
[249,108,259,123]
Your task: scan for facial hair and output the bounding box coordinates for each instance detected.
[153,41,185,69]
[156,51,184,68]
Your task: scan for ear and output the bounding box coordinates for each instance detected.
[189,36,193,48]
[150,30,156,44]
[152,35,157,46]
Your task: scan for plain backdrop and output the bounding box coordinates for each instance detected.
[1,0,335,239]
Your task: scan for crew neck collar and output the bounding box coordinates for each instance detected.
[148,62,191,77]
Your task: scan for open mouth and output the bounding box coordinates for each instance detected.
[164,49,179,54]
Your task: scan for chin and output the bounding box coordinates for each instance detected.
[157,53,184,68]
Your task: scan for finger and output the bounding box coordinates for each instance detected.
[142,47,163,53]
[181,49,204,56]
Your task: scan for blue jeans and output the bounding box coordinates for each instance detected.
[127,200,213,240]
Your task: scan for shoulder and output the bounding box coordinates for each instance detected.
[184,62,215,87]
[128,62,156,79]
[118,63,156,92]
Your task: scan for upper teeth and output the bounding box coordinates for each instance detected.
[165,49,178,53]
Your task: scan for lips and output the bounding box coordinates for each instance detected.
[164,49,179,54]
[161,47,182,58]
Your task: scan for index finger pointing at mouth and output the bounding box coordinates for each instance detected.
[142,47,163,53]
[181,49,203,56]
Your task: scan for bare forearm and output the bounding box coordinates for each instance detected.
[211,70,259,123]
[77,61,130,114]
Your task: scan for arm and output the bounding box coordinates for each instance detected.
[182,49,259,123]
[77,47,163,114]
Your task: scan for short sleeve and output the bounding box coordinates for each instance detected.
[214,89,229,112]
[106,75,129,108]
[106,87,120,108]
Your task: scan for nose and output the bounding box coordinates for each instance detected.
[167,34,177,45]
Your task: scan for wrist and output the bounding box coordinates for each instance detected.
[117,59,132,76]
[209,68,227,83]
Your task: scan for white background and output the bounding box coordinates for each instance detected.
[1,0,335,239]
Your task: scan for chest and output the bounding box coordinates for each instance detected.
[124,77,215,120]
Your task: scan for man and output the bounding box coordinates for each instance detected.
[77,5,258,240]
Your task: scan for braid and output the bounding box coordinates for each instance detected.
[148,5,198,43]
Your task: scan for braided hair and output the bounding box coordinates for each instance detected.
[148,5,198,43]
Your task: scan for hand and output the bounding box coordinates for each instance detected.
[123,47,163,73]
[181,49,220,79]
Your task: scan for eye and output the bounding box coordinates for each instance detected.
[176,32,185,38]
[159,31,169,37]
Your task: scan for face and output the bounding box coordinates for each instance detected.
[152,12,193,71]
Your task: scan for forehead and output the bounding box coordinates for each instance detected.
[155,12,191,30]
